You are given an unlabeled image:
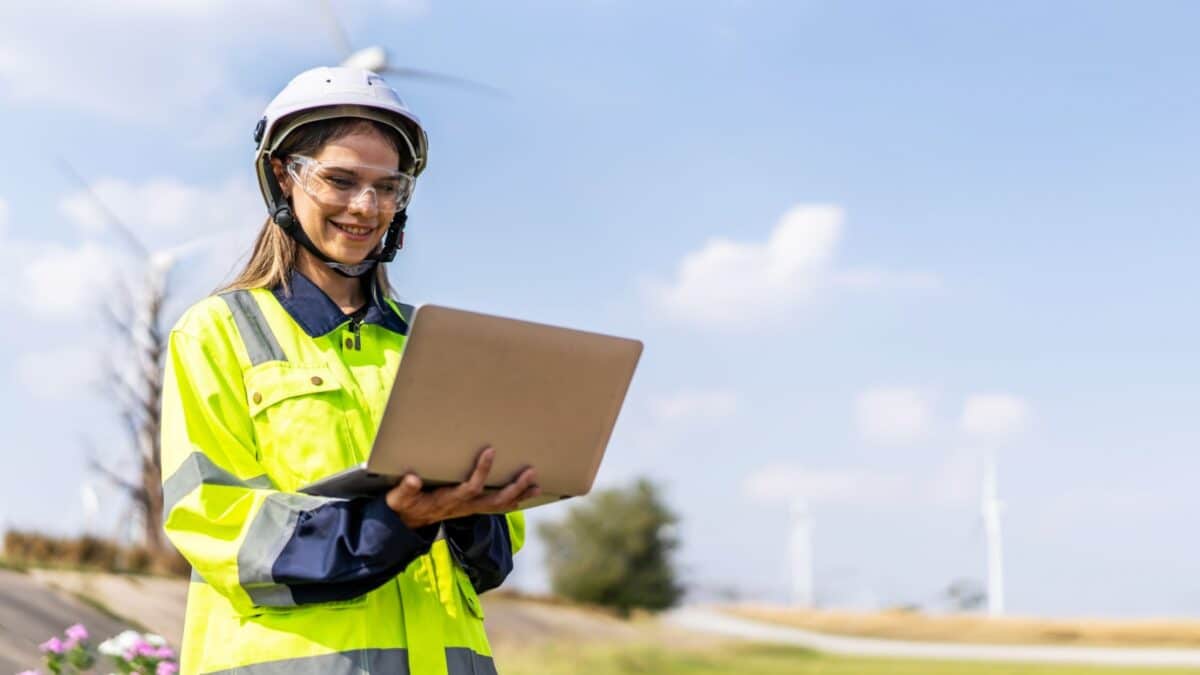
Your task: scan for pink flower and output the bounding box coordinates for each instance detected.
[156,662,179,675]
[38,637,64,654]
[135,641,158,657]
[152,646,175,659]
[17,670,41,675]
[64,623,89,642]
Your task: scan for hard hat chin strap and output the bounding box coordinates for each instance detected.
[265,168,407,278]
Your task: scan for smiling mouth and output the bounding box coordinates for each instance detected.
[328,220,374,237]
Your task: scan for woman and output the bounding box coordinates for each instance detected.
[160,66,538,675]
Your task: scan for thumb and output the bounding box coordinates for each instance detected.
[398,473,422,496]
[387,473,422,508]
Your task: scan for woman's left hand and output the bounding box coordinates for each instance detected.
[384,447,540,530]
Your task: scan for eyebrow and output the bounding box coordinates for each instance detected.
[322,165,404,179]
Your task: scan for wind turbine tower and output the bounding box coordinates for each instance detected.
[981,448,1005,616]
[790,498,814,608]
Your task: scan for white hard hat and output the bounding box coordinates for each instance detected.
[253,66,429,276]
[254,67,429,212]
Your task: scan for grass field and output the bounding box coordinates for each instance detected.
[725,606,1200,648]
[494,642,1200,675]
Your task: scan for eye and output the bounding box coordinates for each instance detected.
[325,176,355,189]
[376,182,401,195]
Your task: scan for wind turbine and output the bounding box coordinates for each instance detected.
[319,0,508,98]
[80,480,100,535]
[981,448,1005,616]
[58,159,242,552]
[789,497,814,608]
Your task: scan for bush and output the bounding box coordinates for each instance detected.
[1,531,189,578]
[537,478,684,616]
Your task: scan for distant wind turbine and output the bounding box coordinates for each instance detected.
[319,0,508,98]
[81,480,100,535]
[790,498,814,608]
[981,448,1005,616]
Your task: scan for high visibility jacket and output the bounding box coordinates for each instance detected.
[161,269,524,675]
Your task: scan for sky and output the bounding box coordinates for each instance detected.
[1,0,1199,618]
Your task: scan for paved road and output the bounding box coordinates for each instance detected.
[664,607,1200,669]
[0,568,139,673]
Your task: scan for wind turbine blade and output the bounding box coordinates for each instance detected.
[318,0,354,60]
[152,230,237,269]
[382,66,511,99]
[56,157,148,258]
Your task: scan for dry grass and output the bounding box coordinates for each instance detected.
[725,605,1200,648]
[492,642,1200,675]
[2,531,189,577]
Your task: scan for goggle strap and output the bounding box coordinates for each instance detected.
[378,210,407,262]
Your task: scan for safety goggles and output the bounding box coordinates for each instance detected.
[285,155,415,212]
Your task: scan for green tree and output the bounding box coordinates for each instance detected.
[537,478,684,616]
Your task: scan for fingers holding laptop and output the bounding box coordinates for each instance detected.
[385,447,541,529]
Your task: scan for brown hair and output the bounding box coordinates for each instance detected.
[219,118,413,295]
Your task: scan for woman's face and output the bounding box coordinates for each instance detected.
[278,128,403,264]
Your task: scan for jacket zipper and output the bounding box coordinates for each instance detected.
[347,305,368,351]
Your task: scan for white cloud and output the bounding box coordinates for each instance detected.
[855,386,933,445]
[16,345,103,400]
[645,204,939,326]
[647,204,841,325]
[648,389,738,422]
[0,171,262,321]
[0,174,261,322]
[961,393,1031,439]
[17,241,125,320]
[59,175,262,246]
[0,2,428,124]
[743,463,913,505]
[0,9,230,122]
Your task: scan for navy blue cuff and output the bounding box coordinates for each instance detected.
[443,514,513,594]
[272,496,439,604]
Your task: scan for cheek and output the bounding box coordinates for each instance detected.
[295,201,331,237]
[374,213,393,236]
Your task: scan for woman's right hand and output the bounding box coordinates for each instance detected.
[384,447,540,530]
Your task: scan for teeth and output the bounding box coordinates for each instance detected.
[330,221,372,236]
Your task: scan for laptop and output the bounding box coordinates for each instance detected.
[299,304,643,510]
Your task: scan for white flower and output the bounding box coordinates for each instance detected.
[144,633,168,647]
[115,630,143,650]
[98,637,124,657]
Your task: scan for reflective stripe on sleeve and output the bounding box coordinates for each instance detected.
[203,648,496,675]
[161,451,274,515]
[221,289,288,365]
[238,491,334,607]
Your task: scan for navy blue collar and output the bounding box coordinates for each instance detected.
[272,268,409,338]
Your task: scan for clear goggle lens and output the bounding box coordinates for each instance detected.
[285,155,414,212]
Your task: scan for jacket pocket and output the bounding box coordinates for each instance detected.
[244,363,358,492]
[247,363,343,414]
[247,592,369,617]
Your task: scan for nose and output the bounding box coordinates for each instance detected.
[347,187,379,216]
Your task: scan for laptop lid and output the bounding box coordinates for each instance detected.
[366,304,642,504]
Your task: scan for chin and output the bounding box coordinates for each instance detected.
[327,242,383,265]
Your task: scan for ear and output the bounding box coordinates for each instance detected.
[270,157,291,197]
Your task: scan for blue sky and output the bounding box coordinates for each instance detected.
[1,0,1198,617]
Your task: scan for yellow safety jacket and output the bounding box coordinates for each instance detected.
[161,269,524,675]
